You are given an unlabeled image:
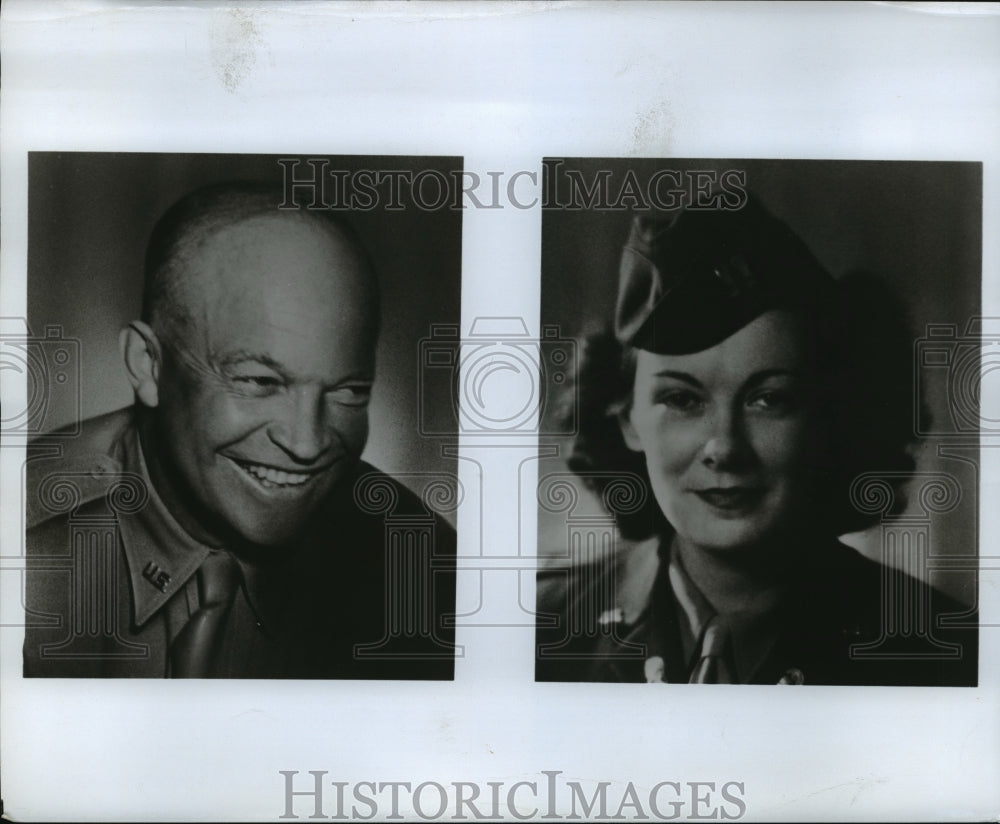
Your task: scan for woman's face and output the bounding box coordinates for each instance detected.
[622,310,818,555]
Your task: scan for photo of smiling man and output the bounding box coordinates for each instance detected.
[22,153,461,679]
[535,158,980,686]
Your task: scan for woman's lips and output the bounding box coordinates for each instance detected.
[693,487,764,511]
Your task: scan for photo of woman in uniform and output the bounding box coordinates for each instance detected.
[535,160,980,686]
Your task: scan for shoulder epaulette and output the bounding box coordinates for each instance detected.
[24,409,133,530]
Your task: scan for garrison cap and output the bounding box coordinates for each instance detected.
[614,195,835,354]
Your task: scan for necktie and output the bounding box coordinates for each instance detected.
[169,551,241,678]
[689,615,736,684]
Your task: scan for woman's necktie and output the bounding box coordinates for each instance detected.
[689,615,736,684]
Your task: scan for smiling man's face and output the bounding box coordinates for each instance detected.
[148,213,378,548]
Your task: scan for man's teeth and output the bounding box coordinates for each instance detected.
[238,462,312,487]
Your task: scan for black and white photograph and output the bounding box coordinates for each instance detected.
[20,152,462,679]
[536,159,981,686]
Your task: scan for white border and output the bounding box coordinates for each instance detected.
[2,2,999,821]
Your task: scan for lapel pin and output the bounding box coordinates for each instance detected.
[142,561,171,593]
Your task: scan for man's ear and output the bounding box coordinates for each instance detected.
[617,405,643,452]
[120,321,162,408]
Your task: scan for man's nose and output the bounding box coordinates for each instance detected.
[267,389,333,463]
[700,406,751,470]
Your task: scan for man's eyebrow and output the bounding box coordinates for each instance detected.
[217,351,287,374]
[334,372,375,383]
[217,351,374,386]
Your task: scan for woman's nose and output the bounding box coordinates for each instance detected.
[701,408,750,470]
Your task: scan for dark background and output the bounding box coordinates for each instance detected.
[28,152,463,514]
[539,159,982,607]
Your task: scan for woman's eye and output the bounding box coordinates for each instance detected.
[748,389,796,411]
[656,390,703,412]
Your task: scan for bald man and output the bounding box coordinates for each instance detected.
[23,183,456,679]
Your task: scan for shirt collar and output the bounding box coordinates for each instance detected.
[667,541,782,682]
[614,535,782,682]
[667,545,717,660]
[614,537,662,626]
[116,420,281,631]
[117,423,212,627]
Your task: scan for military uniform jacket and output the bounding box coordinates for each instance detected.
[23,409,456,679]
[535,536,977,686]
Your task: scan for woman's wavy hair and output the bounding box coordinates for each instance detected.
[560,271,926,541]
